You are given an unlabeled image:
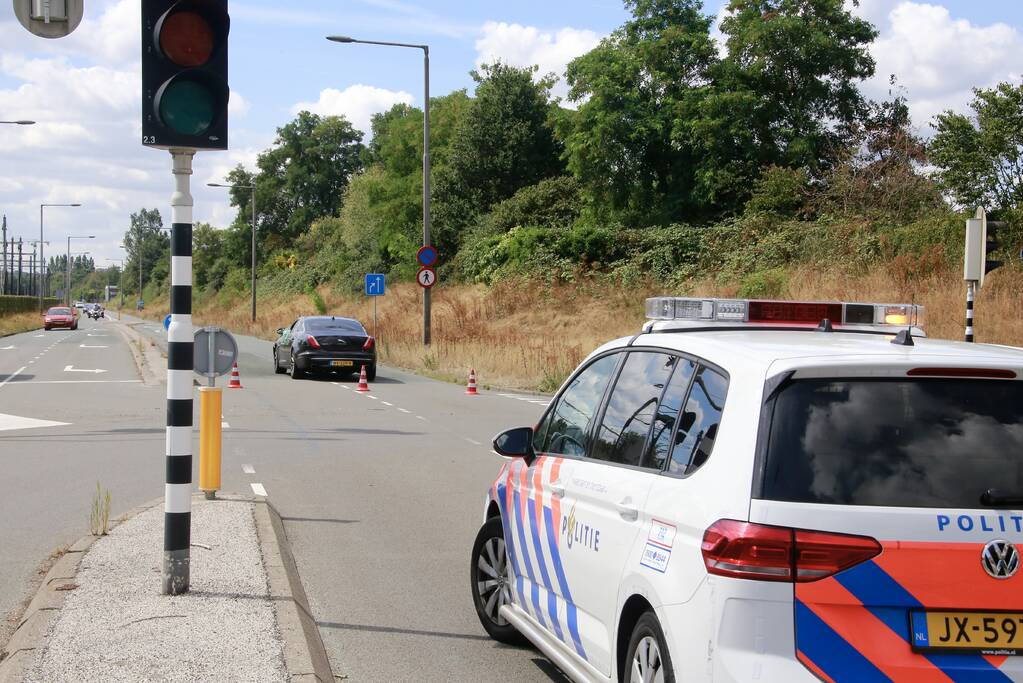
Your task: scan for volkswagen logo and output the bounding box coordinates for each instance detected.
[981,540,1020,579]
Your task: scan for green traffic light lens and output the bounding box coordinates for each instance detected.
[159,79,215,135]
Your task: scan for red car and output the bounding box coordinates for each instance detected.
[44,307,78,330]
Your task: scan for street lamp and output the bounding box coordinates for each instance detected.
[25,240,49,299]
[0,120,35,125]
[40,203,81,310]
[326,34,432,345]
[66,234,95,305]
[208,181,257,322]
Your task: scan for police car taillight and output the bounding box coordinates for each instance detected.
[701,520,881,583]
[645,297,923,332]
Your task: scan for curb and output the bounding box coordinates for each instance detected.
[255,500,335,683]
[0,497,163,683]
[0,495,334,683]
[111,318,162,386]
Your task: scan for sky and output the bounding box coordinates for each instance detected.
[1,0,1022,269]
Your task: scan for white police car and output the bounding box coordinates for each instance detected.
[470,297,1023,682]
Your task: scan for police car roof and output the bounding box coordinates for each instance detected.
[604,329,1023,379]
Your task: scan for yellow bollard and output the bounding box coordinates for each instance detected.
[199,386,223,499]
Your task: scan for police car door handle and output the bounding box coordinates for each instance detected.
[616,498,639,522]
[550,482,566,499]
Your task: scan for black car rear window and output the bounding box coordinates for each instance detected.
[306,319,365,334]
[758,378,1023,509]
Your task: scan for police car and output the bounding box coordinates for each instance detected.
[469,297,1023,683]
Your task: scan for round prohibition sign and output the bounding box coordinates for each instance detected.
[416,266,437,289]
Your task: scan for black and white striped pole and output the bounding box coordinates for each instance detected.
[164,150,195,595]
[965,281,975,343]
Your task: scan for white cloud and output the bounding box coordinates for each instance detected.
[474,21,602,102]
[291,85,414,137]
[862,2,1023,126]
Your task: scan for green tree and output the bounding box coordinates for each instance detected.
[192,222,226,291]
[245,111,365,252]
[931,82,1023,211]
[433,63,564,252]
[697,0,878,207]
[122,208,168,295]
[561,0,719,224]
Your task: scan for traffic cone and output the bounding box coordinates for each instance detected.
[356,365,370,392]
[466,368,478,395]
[228,362,243,389]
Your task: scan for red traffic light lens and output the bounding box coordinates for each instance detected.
[160,11,214,67]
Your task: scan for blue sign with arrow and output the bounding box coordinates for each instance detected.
[163,313,171,330]
[365,273,386,296]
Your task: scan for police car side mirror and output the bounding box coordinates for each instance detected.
[493,427,534,459]
[276,328,284,335]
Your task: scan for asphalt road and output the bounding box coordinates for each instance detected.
[2,312,566,682]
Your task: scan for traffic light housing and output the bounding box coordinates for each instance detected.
[142,1,229,150]
[964,208,1007,287]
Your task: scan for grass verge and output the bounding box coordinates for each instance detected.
[0,311,43,338]
[136,264,1023,392]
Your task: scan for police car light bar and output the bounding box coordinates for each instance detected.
[645,297,925,333]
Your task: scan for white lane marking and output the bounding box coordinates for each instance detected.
[366,395,378,400]
[0,345,13,350]
[0,412,70,432]
[242,464,255,475]
[416,415,426,421]
[86,334,109,337]
[465,437,482,446]
[28,361,34,364]
[398,408,411,414]
[381,401,393,406]
[0,366,26,389]
[221,421,230,428]
[79,344,109,349]
[33,335,44,338]
[2,379,140,385]
[63,365,107,374]
[341,385,351,391]
[529,400,549,405]
[251,483,268,497]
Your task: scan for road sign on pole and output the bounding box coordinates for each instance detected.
[163,313,171,330]
[416,246,438,268]
[416,267,437,289]
[365,273,385,296]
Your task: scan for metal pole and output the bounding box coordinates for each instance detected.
[164,149,195,595]
[30,243,35,297]
[66,236,71,305]
[38,205,43,310]
[251,185,256,323]
[1,215,6,295]
[422,46,431,346]
[17,238,23,295]
[965,281,976,343]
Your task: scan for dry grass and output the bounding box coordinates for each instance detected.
[0,311,43,338]
[140,266,1023,392]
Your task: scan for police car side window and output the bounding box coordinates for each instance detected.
[591,352,676,468]
[668,366,728,476]
[645,358,697,470]
[538,354,619,457]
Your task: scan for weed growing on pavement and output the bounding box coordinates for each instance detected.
[90,482,112,536]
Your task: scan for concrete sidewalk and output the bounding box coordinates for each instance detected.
[1,494,332,682]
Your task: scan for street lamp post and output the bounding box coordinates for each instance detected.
[66,235,95,305]
[208,182,257,322]
[326,34,432,345]
[40,203,81,310]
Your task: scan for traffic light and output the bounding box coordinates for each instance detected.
[142,1,229,150]
[981,213,1006,287]
[965,208,1007,287]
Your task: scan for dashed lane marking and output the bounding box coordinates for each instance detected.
[398,408,411,414]
[465,437,482,446]
[366,395,378,400]
[242,464,255,474]
[2,379,142,385]
[221,421,230,428]
[0,345,13,350]
[381,401,393,406]
[251,483,268,497]
[416,416,427,421]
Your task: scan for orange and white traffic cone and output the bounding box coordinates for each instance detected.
[228,362,243,389]
[356,365,370,392]
[466,368,478,395]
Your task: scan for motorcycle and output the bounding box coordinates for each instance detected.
[86,307,104,319]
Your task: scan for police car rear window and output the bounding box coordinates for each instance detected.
[759,379,1023,509]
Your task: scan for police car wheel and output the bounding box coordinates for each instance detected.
[625,612,674,683]
[470,516,525,645]
[273,350,286,374]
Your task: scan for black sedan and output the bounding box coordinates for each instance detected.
[273,316,376,381]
